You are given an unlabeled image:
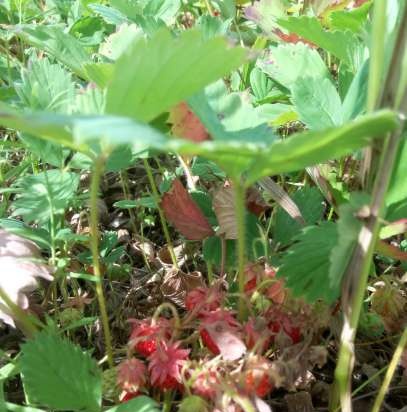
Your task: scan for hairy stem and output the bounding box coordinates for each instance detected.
[234,181,247,322]
[143,158,179,269]
[90,155,114,368]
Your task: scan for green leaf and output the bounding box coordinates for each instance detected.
[386,135,407,208]
[291,77,343,130]
[246,110,399,184]
[106,29,247,122]
[244,0,287,35]
[105,396,159,412]
[329,1,372,33]
[258,43,330,90]
[274,187,325,246]
[278,222,339,303]
[20,331,101,412]
[276,16,360,68]
[17,25,92,79]
[188,80,277,143]
[329,193,370,295]
[11,170,79,225]
[342,59,369,122]
[5,404,46,412]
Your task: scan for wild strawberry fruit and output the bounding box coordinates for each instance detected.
[117,358,147,393]
[185,286,223,316]
[199,309,241,355]
[128,317,172,357]
[148,341,190,391]
[269,318,301,344]
[190,366,220,398]
[243,356,273,398]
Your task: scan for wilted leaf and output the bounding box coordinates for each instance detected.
[204,321,246,361]
[160,269,205,307]
[212,185,237,239]
[0,230,52,327]
[168,102,210,142]
[161,179,214,240]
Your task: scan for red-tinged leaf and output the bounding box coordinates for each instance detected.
[246,187,268,217]
[161,179,214,240]
[273,29,317,48]
[168,102,210,142]
[375,240,407,262]
[204,321,246,361]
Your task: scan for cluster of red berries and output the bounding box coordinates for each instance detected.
[115,262,303,407]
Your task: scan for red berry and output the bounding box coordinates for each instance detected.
[191,367,219,398]
[244,277,257,294]
[128,317,172,357]
[269,320,301,344]
[199,328,220,355]
[243,356,273,398]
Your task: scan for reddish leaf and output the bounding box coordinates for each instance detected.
[161,179,214,240]
[168,102,210,142]
[273,29,317,48]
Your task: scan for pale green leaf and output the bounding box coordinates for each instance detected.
[258,43,330,90]
[17,25,92,79]
[329,1,372,33]
[276,16,360,68]
[291,77,343,130]
[386,135,407,207]
[106,29,247,122]
[20,331,101,412]
[12,170,79,225]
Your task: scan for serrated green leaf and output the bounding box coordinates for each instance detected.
[17,25,92,79]
[276,16,360,68]
[274,187,325,246]
[105,396,159,412]
[258,43,330,90]
[278,222,339,303]
[12,170,79,225]
[20,331,101,412]
[246,110,399,184]
[106,29,247,122]
[292,77,343,130]
[329,1,372,33]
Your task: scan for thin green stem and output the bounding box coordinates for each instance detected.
[371,328,407,412]
[234,181,247,322]
[90,155,114,368]
[143,158,179,269]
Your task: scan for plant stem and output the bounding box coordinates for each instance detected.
[234,181,247,322]
[143,158,179,269]
[90,155,114,368]
[371,328,407,412]
[333,6,407,410]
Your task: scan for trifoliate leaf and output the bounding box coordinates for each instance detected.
[278,222,339,303]
[20,331,101,411]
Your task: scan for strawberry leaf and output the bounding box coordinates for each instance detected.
[161,179,214,240]
[278,222,339,303]
[20,331,101,411]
